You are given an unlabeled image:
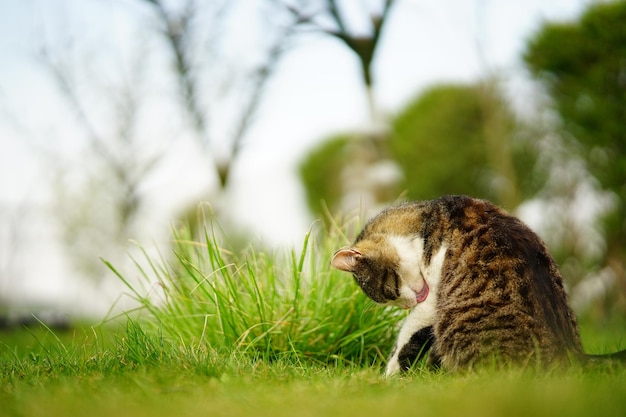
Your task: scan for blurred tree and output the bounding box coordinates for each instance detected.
[282,0,396,122]
[139,0,296,190]
[524,0,626,316]
[293,1,546,218]
[299,134,350,217]
[283,0,400,213]
[300,80,545,217]
[29,0,300,280]
[393,84,492,201]
[391,81,544,208]
[39,38,164,281]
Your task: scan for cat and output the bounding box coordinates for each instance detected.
[332,195,626,375]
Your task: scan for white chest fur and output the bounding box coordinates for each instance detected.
[385,235,446,376]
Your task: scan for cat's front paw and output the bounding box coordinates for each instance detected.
[385,356,402,377]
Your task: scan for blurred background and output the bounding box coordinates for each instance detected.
[1,0,624,326]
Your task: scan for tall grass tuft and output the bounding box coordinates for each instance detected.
[105,215,402,367]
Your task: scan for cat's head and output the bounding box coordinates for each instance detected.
[331,233,429,309]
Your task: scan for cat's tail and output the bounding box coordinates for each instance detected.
[583,349,626,364]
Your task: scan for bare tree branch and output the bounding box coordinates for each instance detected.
[277,0,397,121]
[39,45,118,166]
[327,0,348,34]
[218,8,299,187]
[138,0,298,189]
[39,35,165,248]
[141,0,210,141]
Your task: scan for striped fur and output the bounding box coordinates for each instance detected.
[333,195,586,373]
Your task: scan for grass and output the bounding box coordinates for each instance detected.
[1,216,626,417]
[103,215,401,365]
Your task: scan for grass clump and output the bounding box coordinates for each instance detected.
[105,216,401,367]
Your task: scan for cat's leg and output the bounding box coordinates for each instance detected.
[427,340,442,369]
[385,305,437,377]
[395,326,434,372]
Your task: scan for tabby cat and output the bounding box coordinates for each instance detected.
[332,195,626,375]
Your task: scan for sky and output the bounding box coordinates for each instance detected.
[0,0,592,317]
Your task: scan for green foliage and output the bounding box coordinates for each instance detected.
[391,84,489,200]
[524,1,626,181]
[524,0,626,315]
[299,134,351,217]
[104,219,401,366]
[524,0,626,246]
[390,83,543,209]
[299,82,545,218]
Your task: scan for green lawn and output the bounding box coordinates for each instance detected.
[2,328,625,417]
[2,222,625,417]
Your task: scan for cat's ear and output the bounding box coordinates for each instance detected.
[331,247,362,272]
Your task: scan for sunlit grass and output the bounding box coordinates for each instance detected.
[103,216,401,366]
[1,215,626,417]
[2,347,626,417]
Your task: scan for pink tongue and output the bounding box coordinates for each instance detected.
[416,281,429,303]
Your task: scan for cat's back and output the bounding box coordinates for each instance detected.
[357,196,517,261]
[425,196,583,369]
